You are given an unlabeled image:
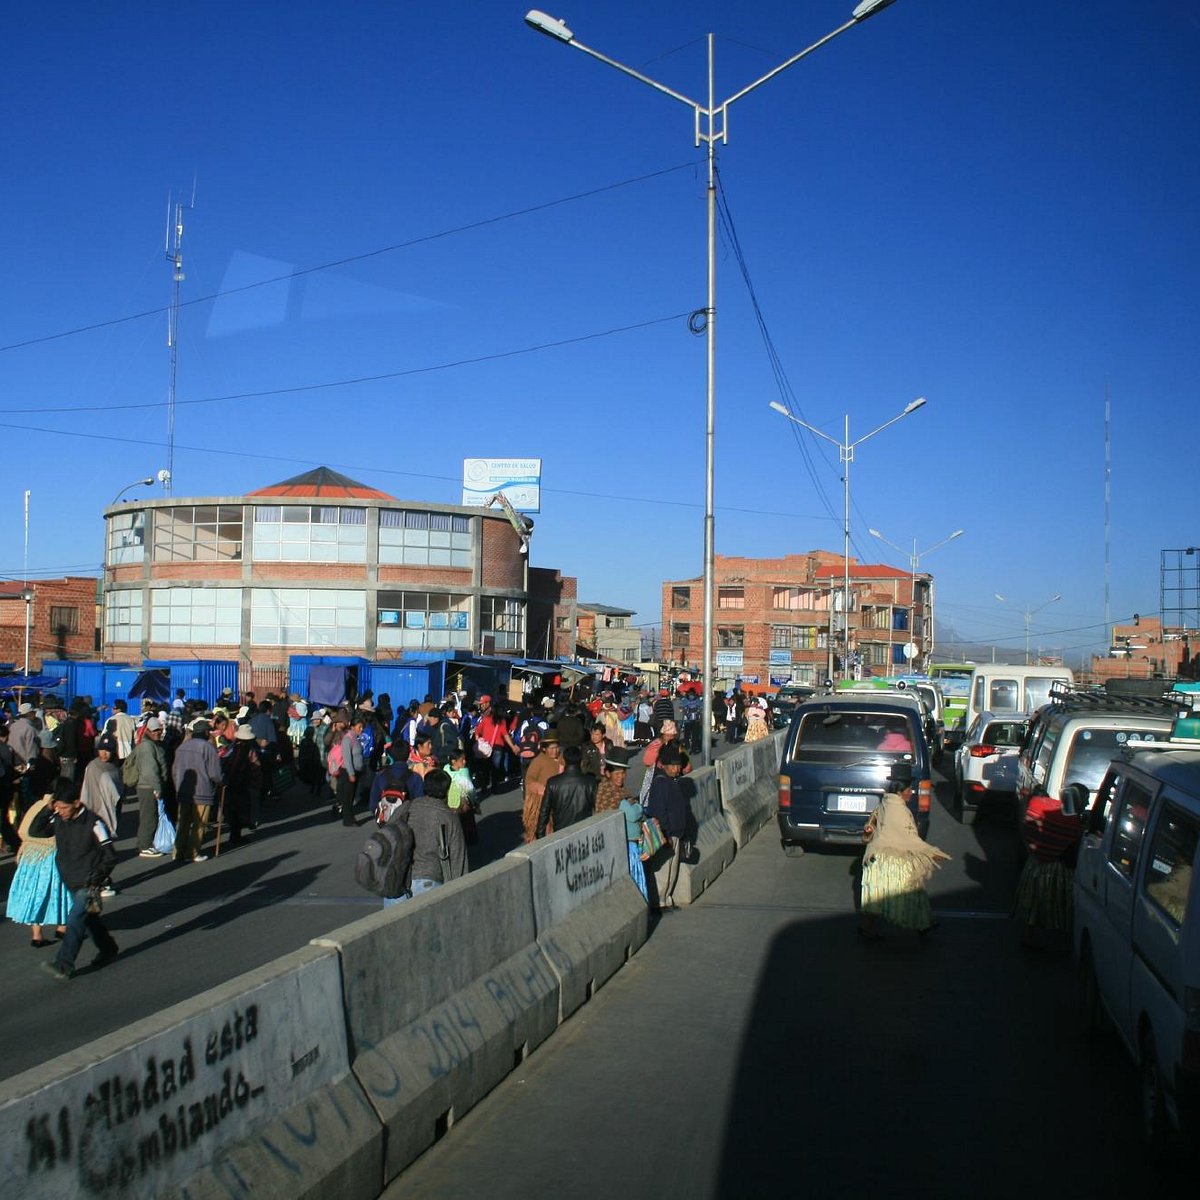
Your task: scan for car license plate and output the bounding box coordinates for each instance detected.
[832,794,870,813]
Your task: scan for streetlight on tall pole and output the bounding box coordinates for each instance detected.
[994,592,1061,665]
[524,1,904,759]
[869,527,963,670]
[770,398,926,680]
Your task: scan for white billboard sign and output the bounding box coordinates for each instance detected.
[462,458,542,512]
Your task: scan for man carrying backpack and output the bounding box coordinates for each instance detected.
[356,799,416,908]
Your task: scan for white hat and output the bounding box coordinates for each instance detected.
[236,705,250,720]
[18,702,33,715]
[145,717,163,732]
[235,724,256,741]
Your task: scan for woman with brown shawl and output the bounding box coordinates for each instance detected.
[521,732,563,843]
[859,762,949,939]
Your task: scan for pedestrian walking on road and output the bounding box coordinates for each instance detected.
[32,778,119,981]
[405,768,468,896]
[536,744,596,839]
[858,763,949,940]
[1013,791,1084,947]
[645,743,689,911]
[132,717,167,856]
[173,720,226,859]
[521,732,562,843]
[7,796,70,947]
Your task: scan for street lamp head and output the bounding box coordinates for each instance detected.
[868,528,883,538]
[525,10,574,42]
[852,0,900,21]
[948,529,964,540]
[768,401,790,416]
[995,593,1007,603]
[20,587,34,603]
[903,396,927,415]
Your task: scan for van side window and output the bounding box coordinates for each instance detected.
[1143,806,1198,928]
[1108,783,1152,881]
[989,679,1018,710]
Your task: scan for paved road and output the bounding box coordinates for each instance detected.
[386,772,1167,1200]
[0,733,729,1081]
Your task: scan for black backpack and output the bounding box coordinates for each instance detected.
[355,814,416,898]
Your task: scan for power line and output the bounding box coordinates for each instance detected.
[0,162,701,356]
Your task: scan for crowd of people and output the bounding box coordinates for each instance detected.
[0,679,722,975]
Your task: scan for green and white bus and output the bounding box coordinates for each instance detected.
[929,662,975,747]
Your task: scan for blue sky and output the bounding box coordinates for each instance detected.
[2,1,1197,666]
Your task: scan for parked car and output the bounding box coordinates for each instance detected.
[1073,746,1200,1147]
[776,694,933,855]
[952,711,1029,824]
[1016,688,1182,828]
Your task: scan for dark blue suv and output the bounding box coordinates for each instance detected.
[777,694,932,855]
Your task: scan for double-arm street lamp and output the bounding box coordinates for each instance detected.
[770,398,925,681]
[525,0,902,762]
[995,592,1061,665]
[869,527,963,670]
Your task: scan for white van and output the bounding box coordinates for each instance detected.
[964,664,1074,736]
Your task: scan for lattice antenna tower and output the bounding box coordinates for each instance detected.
[164,182,195,495]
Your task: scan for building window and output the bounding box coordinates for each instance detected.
[252,506,366,563]
[771,624,817,650]
[378,591,471,650]
[605,615,628,629]
[772,586,815,611]
[671,586,690,609]
[105,590,143,643]
[250,588,365,647]
[151,588,242,645]
[670,622,690,647]
[717,625,744,649]
[892,608,910,632]
[555,615,571,630]
[621,648,638,662]
[866,643,889,667]
[50,606,79,635]
[480,596,524,652]
[107,511,146,566]
[379,509,472,567]
[718,587,745,610]
[153,505,244,563]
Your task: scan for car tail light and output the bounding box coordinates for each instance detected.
[778,774,791,810]
[969,744,996,758]
[918,778,932,813]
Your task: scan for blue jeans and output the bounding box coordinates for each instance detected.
[383,877,440,907]
[55,887,118,971]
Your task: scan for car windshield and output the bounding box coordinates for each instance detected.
[1062,727,1168,794]
[792,710,914,760]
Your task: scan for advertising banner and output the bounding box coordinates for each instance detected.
[462,458,542,511]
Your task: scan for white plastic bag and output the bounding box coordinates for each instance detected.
[153,798,177,855]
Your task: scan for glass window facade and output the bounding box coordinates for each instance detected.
[480,595,524,652]
[107,511,146,566]
[105,589,144,643]
[252,506,366,563]
[153,505,244,562]
[250,588,365,647]
[378,510,472,567]
[378,591,472,650]
[150,588,242,645]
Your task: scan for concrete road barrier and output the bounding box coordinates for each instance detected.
[716,743,763,847]
[650,766,736,906]
[0,945,379,1200]
[312,859,560,1186]
[508,810,648,1021]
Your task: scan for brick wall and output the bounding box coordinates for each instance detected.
[0,577,98,669]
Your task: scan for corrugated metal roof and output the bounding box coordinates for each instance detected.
[247,467,395,500]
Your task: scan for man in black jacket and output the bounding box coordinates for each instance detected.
[32,778,119,980]
[536,745,597,838]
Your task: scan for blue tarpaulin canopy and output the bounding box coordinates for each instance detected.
[128,668,171,703]
[0,673,69,695]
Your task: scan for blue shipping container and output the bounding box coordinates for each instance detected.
[360,663,434,708]
[143,659,239,705]
[288,656,366,703]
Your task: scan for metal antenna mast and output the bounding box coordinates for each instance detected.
[164,183,195,495]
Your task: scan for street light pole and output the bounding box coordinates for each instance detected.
[869,527,963,671]
[525,1,904,759]
[995,592,1061,665]
[770,398,925,681]
[20,587,34,676]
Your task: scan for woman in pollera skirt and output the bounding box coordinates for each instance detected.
[859,762,949,940]
[6,795,71,948]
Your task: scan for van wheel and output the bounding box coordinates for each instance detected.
[781,842,805,858]
[1140,1029,1171,1152]
[1078,943,1105,1037]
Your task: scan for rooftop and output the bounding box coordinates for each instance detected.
[247,467,396,501]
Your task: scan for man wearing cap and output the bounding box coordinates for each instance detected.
[521,731,563,843]
[173,720,226,860]
[9,702,39,810]
[80,734,122,848]
[132,718,168,857]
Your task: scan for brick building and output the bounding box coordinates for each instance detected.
[101,467,548,688]
[1088,616,1192,683]
[576,602,640,663]
[0,577,98,671]
[662,550,937,687]
[528,567,578,659]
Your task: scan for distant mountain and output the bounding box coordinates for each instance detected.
[932,618,1027,667]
